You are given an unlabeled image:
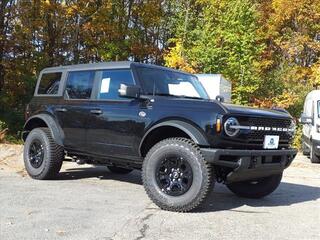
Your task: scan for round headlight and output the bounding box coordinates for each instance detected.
[224,117,240,137]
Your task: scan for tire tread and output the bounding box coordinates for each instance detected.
[142,137,213,212]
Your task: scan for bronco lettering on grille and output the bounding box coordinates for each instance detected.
[230,125,295,132]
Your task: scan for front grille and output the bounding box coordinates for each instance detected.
[237,116,294,144]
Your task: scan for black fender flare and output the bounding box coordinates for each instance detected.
[23,113,64,146]
[139,120,209,155]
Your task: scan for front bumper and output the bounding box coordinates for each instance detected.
[201,148,297,183]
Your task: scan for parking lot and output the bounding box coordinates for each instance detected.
[0,144,319,240]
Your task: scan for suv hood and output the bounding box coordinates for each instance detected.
[222,103,292,119]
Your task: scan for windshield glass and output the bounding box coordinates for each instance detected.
[136,67,208,99]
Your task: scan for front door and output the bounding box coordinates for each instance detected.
[85,69,146,159]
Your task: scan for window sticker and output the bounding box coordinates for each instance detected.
[100,78,110,93]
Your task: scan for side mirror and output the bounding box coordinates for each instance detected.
[118,84,140,98]
[299,113,313,124]
[216,95,225,102]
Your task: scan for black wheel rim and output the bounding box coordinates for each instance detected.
[28,139,44,168]
[155,155,193,196]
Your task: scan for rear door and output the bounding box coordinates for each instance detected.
[54,70,95,150]
[85,69,146,159]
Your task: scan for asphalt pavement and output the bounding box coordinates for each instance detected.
[0,146,319,240]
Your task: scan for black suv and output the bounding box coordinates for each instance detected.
[23,62,297,212]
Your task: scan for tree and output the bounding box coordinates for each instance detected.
[165,0,265,104]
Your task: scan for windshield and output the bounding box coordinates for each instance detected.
[136,67,208,99]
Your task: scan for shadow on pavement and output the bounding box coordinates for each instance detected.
[58,166,142,185]
[58,166,320,212]
[197,183,320,213]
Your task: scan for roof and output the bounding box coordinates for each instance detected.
[40,61,192,75]
[41,61,134,72]
[306,90,320,100]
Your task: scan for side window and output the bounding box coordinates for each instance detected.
[66,71,95,99]
[38,72,62,95]
[98,70,134,100]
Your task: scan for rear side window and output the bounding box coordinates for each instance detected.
[66,71,95,99]
[38,72,62,95]
[98,70,134,100]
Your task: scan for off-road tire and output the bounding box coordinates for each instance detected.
[107,166,133,174]
[24,128,64,180]
[302,142,310,156]
[142,138,213,212]
[310,144,320,163]
[226,173,282,199]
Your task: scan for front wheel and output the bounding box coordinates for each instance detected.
[226,173,283,199]
[142,138,213,212]
[310,144,320,163]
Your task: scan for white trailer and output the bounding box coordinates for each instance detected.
[196,74,232,103]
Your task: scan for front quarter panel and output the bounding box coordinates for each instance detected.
[140,98,227,148]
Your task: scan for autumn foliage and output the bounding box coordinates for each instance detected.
[0,0,319,140]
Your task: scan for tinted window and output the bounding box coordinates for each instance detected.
[136,67,208,99]
[66,71,95,99]
[38,72,62,94]
[98,70,134,100]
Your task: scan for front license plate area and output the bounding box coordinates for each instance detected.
[263,135,279,149]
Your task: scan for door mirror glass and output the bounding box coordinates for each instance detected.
[299,113,313,124]
[118,84,140,98]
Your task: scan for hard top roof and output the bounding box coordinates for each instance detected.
[40,61,192,75]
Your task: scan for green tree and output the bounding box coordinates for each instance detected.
[165,0,265,104]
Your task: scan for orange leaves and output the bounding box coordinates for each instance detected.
[164,40,197,73]
[253,91,299,109]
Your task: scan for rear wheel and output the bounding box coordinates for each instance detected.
[310,144,320,163]
[107,166,133,174]
[23,128,64,180]
[142,138,213,212]
[227,174,282,199]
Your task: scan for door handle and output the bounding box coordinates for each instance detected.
[55,108,67,112]
[90,109,103,115]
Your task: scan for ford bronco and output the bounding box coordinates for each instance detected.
[23,62,297,212]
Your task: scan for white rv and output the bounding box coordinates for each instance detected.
[196,74,231,103]
[300,90,320,163]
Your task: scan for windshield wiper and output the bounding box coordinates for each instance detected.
[149,93,204,100]
[179,95,204,100]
